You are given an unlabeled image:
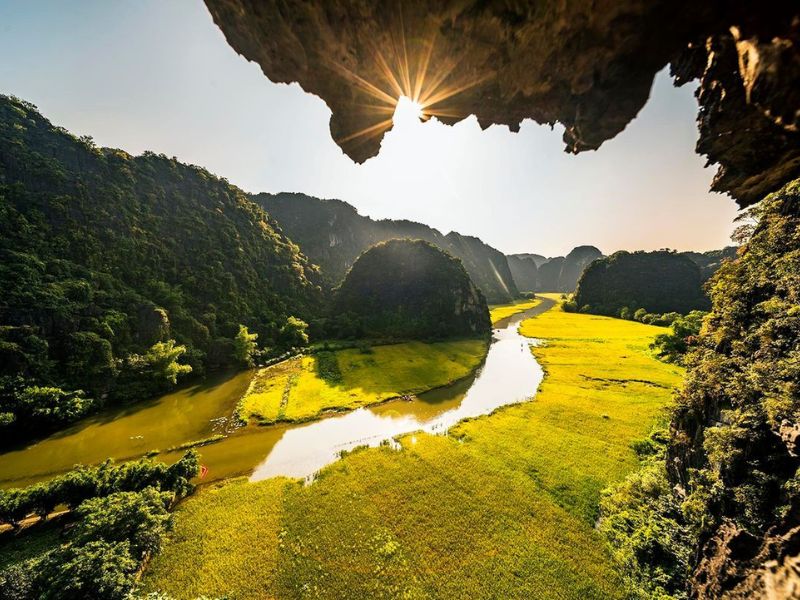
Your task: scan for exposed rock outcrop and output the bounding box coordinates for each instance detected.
[513,253,547,268]
[527,246,602,292]
[536,257,564,292]
[506,254,538,293]
[559,245,603,292]
[692,514,800,600]
[204,0,800,205]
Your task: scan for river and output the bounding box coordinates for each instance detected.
[0,299,553,488]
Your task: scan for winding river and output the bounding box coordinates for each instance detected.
[0,299,553,488]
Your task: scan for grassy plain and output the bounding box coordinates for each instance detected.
[488,297,541,324]
[143,300,683,599]
[239,339,488,423]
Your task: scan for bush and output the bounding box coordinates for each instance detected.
[0,453,200,599]
[74,488,172,558]
[650,311,706,364]
[0,450,199,528]
[279,316,309,349]
[37,540,139,600]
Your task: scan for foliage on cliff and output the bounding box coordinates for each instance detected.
[574,250,710,316]
[256,192,519,303]
[600,180,800,599]
[0,95,320,441]
[333,239,491,340]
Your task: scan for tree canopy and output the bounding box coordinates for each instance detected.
[574,250,711,316]
[0,95,321,443]
[333,239,491,340]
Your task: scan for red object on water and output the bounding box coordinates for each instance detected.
[199,465,208,479]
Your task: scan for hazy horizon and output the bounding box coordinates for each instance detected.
[0,0,740,256]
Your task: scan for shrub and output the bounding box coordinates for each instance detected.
[233,325,259,367]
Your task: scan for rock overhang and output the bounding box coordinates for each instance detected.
[204,0,800,207]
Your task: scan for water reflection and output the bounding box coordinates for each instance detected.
[0,371,252,488]
[0,299,553,488]
[249,299,550,481]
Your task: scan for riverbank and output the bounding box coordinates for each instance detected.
[489,296,541,324]
[239,339,489,425]
[0,337,491,490]
[142,299,682,599]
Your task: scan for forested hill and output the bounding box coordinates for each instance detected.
[255,192,519,303]
[512,246,735,294]
[0,95,320,439]
[334,239,491,339]
[573,250,710,315]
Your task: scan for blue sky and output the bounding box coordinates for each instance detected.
[0,0,739,256]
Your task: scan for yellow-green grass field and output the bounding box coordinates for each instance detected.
[142,301,683,599]
[489,297,541,324]
[239,339,488,423]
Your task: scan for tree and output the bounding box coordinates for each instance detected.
[650,310,708,364]
[39,540,139,600]
[140,340,192,385]
[279,316,309,348]
[74,489,172,558]
[233,325,259,367]
[17,386,94,425]
[65,331,116,385]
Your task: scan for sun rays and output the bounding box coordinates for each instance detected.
[324,22,489,151]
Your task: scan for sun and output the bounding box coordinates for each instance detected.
[392,96,425,126]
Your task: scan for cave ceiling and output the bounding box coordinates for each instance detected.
[204,0,800,207]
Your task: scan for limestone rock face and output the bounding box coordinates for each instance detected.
[205,0,800,205]
[506,255,538,293]
[692,517,800,600]
[558,245,603,292]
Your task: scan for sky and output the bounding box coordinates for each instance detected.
[0,0,740,257]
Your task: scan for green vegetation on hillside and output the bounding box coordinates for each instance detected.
[332,239,491,339]
[574,250,710,315]
[0,95,320,443]
[142,299,681,599]
[599,180,800,599]
[256,192,520,303]
[240,339,487,423]
[650,310,707,365]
